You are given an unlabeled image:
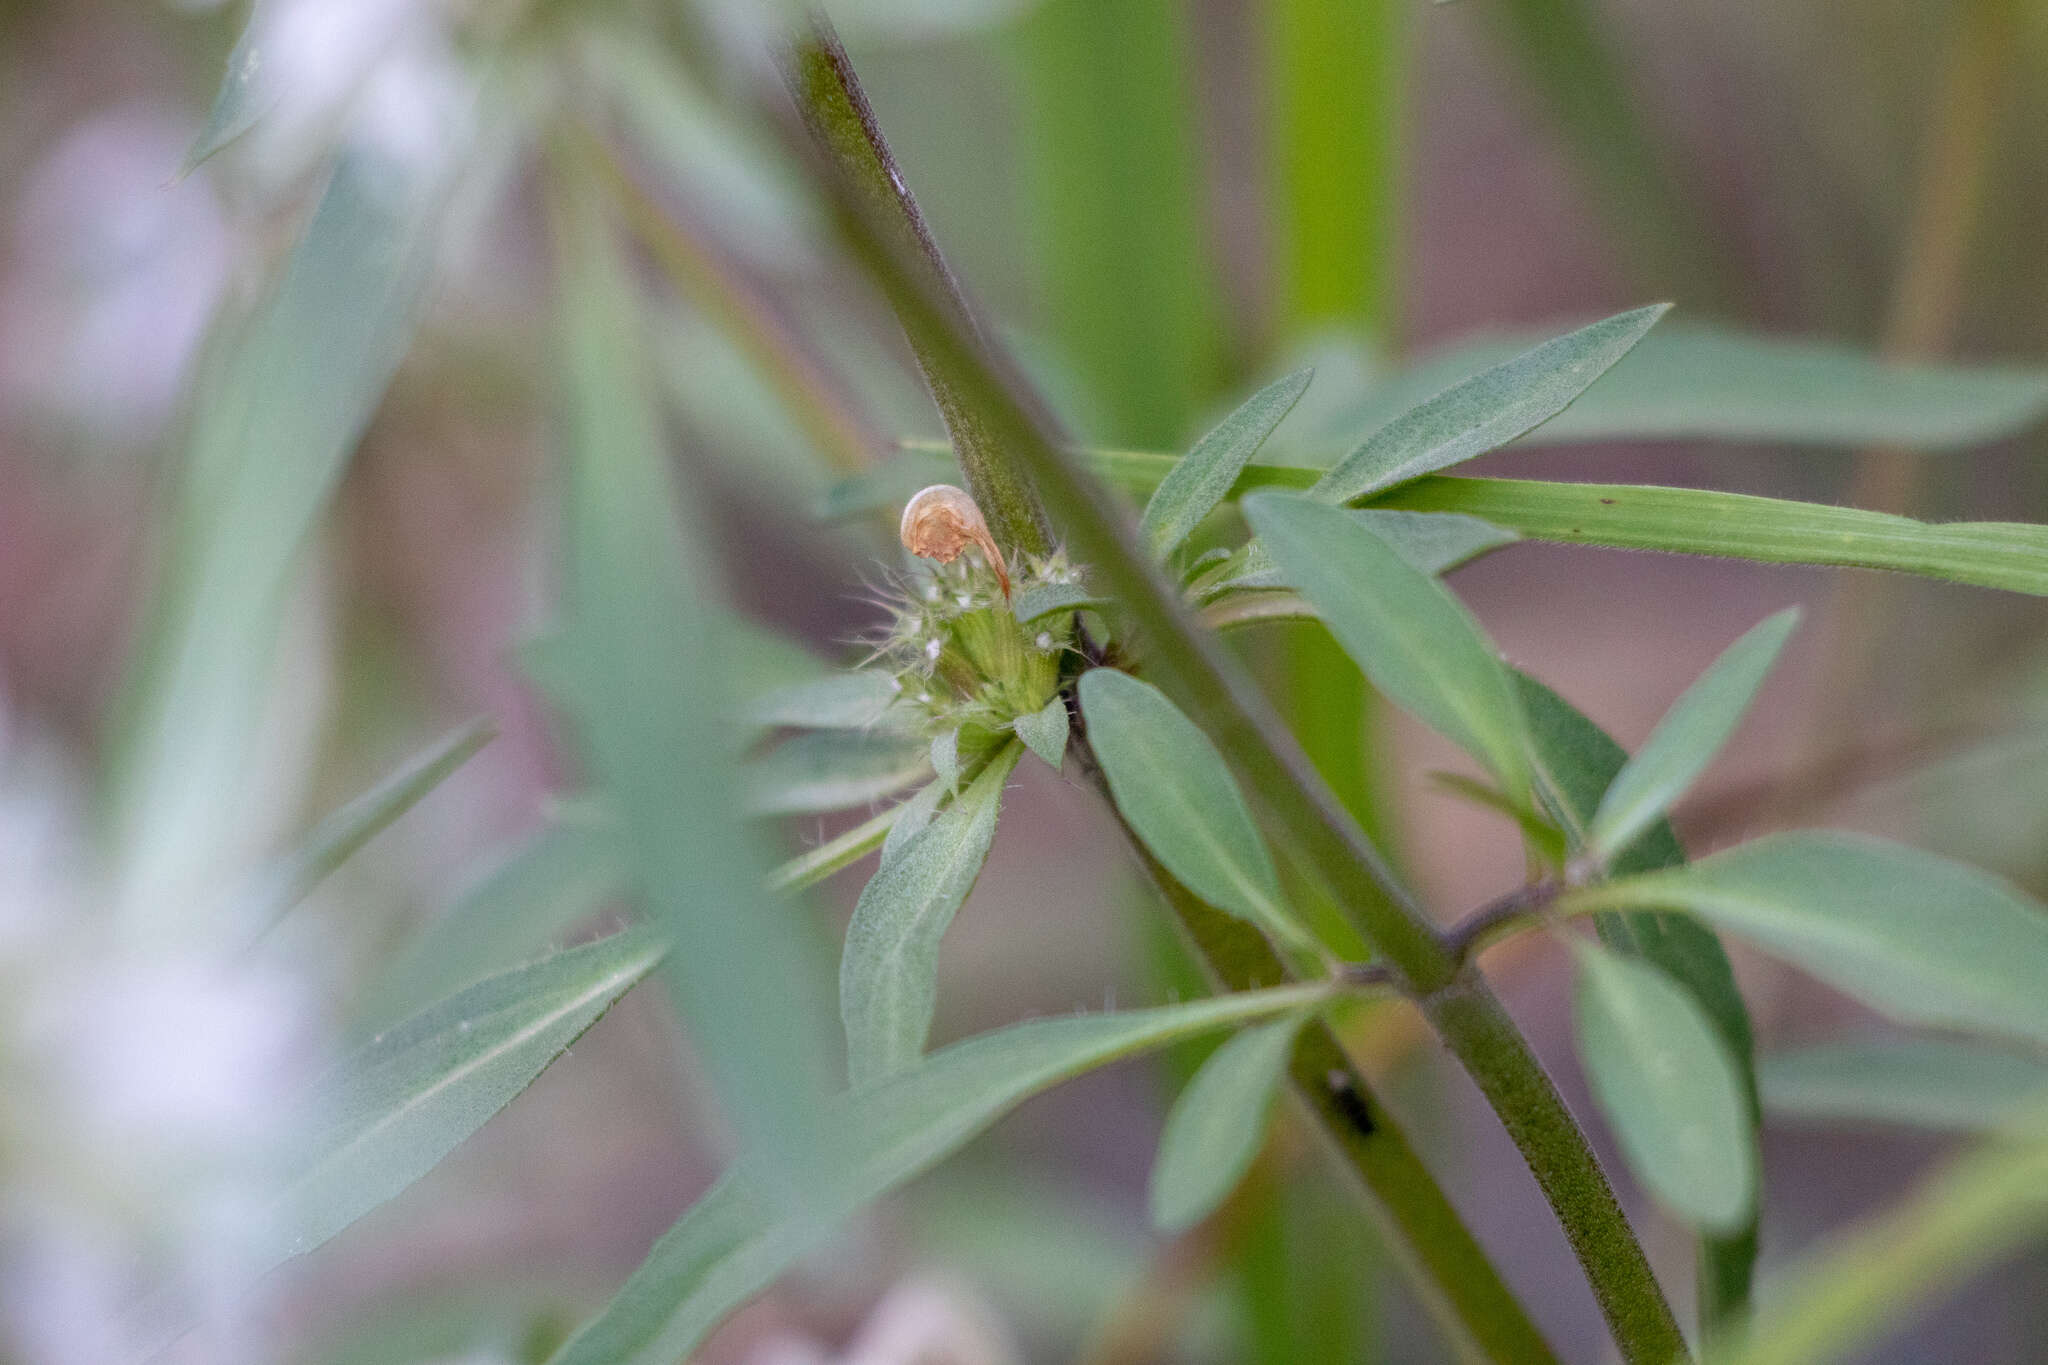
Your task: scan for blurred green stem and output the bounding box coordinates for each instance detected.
[1816,0,2021,748]
[781,26,1685,1364]
[582,132,883,479]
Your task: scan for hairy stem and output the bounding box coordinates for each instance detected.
[775,28,1686,1363]
[778,20,1052,557]
[1125,835,1558,1364]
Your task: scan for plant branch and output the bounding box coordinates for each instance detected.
[1446,877,1563,962]
[1123,835,1558,1365]
[777,18,1052,558]
[772,30,1686,1363]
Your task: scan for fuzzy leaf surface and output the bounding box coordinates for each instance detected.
[1142,367,1313,557]
[1310,305,1667,503]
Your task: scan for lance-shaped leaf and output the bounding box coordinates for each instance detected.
[741,730,932,815]
[280,927,665,1263]
[1588,609,1798,860]
[1565,833,2048,1047]
[1572,940,1757,1232]
[1321,322,2048,455]
[108,145,453,943]
[1375,476,2048,595]
[841,745,1022,1084]
[532,180,835,1195]
[1079,669,1312,953]
[743,670,905,733]
[248,719,494,933]
[1759,1040,2048,1133]
[1148,1014,1305,1232]
[1310,305,1667,504]
[1244,493,1532,805]
[1142,367,1313,558]
[1514,671,1760,1321]
[547,983,1330,1365]
[1012,696,1069,770]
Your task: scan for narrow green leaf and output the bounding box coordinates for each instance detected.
[1148,1015,1304,1232]
[841,745,1022,1084]
[535,174,834,1195]
[1515,671,1760,1323]
[1759,1040,2048,1133]
[1244,493,1532,804]
[1078,669,1308,951]
[744,670,905,733]
[880,778,948,869]
[108,146,450,941]
[1571,940,1757,1232]
[282,927,665,1262]
[1310,305,1668,503]
[1013,696,1069,771]
[741,730,931,816]
[1702,1134,2048,1365]
[1013,581,1105,623]
[1142,368,1313,558]
[1375,476,2048,596]
[1326,322,2048,454]
[546,983,1330,1365]
[352,818,625,1036]
[252,719,494,932]
[1588,609,1798,860]
[182,12,270,173]
[1566,833,2048,1046]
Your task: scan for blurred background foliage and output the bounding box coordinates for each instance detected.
[3,0,2048,1361]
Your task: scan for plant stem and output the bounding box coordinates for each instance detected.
[777,19,1052,558]
[1128,839,1559,1365]
[776,29,1687,1363]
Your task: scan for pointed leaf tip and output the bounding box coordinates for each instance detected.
[1141,367,1314,559]
[1311,304,1669,504]
[1589,607,1798,860]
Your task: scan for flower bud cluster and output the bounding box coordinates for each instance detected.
[869,548,1081,755]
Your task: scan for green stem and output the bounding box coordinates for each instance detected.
[776,31,1687,1364]
[778,20,1052,557]
[1127,838,1559,1365]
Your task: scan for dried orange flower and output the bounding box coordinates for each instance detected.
[899,484,1011,597]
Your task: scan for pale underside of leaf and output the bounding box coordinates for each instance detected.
[1572,940,1757,1232]
[1148,1014,1304,1231]
[840,745,1022,1084]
